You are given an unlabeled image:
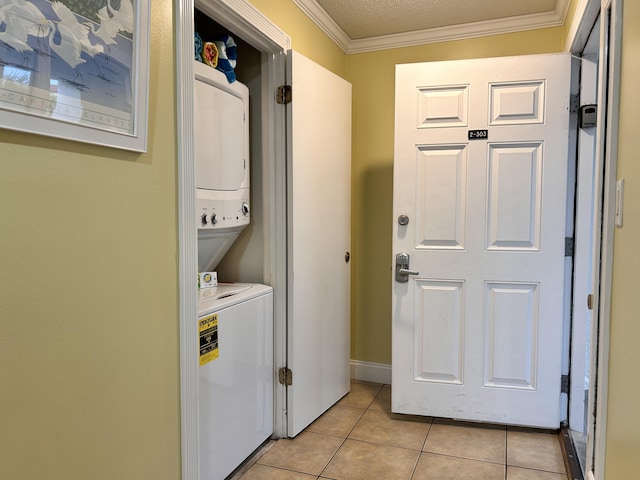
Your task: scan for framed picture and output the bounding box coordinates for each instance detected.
[0,0,150,152]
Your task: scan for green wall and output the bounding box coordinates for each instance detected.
[0,2,181,479]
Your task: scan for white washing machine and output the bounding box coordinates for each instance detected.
[198,283,273,480]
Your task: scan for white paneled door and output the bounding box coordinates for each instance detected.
[287,51,352,437]
[392,54,572,428]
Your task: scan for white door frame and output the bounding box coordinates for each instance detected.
[568,17,599,436]
[565,0,622,479]
[176,2,291,479]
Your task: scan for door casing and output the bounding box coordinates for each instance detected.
[565,0,622,478]
[176,2,290,479]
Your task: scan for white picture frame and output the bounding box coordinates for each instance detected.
[0,0,150,152]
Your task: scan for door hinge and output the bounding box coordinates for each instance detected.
[561,374,570,394]
[565,237,574,257]
[278,367,293,386]
[570,94,580,114]
[277,85,292,104]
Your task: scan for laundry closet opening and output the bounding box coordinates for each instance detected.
[179,3,352,477]
[192,8,279,480]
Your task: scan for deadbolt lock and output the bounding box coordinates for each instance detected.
[398,215,409,226]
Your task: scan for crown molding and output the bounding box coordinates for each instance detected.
[292,0,351,51]
[293,0,570,54]
[348,8,567,53]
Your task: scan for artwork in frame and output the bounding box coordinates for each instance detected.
[0,0,150,152]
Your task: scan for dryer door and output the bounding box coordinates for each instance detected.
[194,63,249,192]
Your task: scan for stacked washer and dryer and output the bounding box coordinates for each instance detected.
[193,60,274,480]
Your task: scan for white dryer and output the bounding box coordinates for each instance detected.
[193,60,250,272]
[198,283,273,480]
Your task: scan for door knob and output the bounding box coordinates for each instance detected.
[396,253,419,283]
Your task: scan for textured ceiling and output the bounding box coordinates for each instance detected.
[314,0,559,39]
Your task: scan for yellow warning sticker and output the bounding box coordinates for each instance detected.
[199,313,219,366]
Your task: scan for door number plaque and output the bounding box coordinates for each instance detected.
[468,129,488,140]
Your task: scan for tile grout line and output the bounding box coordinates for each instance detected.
[227,439,277,479]
[316,382,382,478]
[315,424,349,477]
[420,417,433,452]
[408,413,435,480]
[505,427,509,480]
[335,436,429,453]
[356,382,424,480]
[418,450,511,467]
[505,429,569,477]
[408,445,423,480]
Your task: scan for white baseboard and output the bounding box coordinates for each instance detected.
[350,360,392,384]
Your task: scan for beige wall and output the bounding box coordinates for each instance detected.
[0,2,181,479]
[605,1,640,477]
[345,28,565,363]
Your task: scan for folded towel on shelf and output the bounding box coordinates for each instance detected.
[194,32,203,62]
[214,34,237,83]
[202,42,219,68]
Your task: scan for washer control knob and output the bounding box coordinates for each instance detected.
[211,213,217,225]
[201,214,208,225]
[241,203,250,216]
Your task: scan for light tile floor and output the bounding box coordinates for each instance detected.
[235,381,569,480]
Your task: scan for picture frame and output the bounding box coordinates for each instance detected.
[0,0,150,152]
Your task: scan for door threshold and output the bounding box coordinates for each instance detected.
[560,427,584,480]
